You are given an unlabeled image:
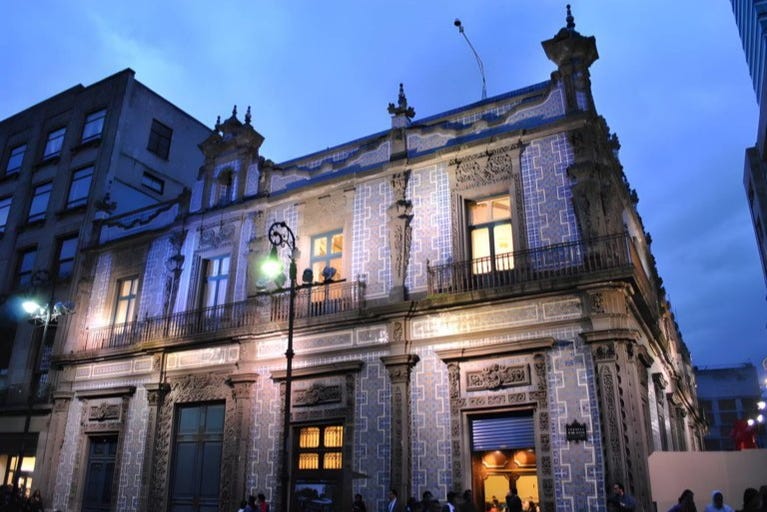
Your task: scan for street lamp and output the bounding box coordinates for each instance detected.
[746,400,766,447]
[15,270,74,493]
[263,221,297,512]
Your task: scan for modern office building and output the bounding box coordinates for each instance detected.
[730,0,767,286]
[32,10,704,512]
[696,363,765,450]
[0,69,210,497]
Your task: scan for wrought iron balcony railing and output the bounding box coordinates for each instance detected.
[82,279,366,352]
[427,232,656,306]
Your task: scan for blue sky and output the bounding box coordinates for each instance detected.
[0,1,763,369]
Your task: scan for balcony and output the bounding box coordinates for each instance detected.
[81,279,366,352]
[427,233,656,307]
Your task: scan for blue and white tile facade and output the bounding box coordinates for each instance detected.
[49,28,702,512]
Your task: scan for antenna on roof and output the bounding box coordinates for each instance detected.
[454,18,487,100]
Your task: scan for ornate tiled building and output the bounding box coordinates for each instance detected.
[43,10,703,512]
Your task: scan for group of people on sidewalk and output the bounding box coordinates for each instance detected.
[608,482,767,512]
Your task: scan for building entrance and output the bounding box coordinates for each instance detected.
[469,413,539,511]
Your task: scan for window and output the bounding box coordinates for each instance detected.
[310,231,343,282]
[468,196,514,273]
[57,236,78,279]
[28,182,52,222]
[147,119,172,159]
[201,255,229,308]
[113,277,139,325]
[67,166,94,208]
[5,144,26,174]
[16,247,37,288]
[215,170,233,205]
[43,127,66,159]
[169,403,224,511]
[0,196,11,233]
[81,109,106,142]
[141,171,165,194]
[297,424,344,471]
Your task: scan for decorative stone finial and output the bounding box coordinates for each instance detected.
[245,106,252,125]
[566,4,575,30]
[387,83,415,119]
[215,115,221,130]
[231,105,238,119]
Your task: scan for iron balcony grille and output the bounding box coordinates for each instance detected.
[427,232,655,304]
[82,279,365,351]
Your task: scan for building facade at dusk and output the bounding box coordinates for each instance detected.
[21,12,704,512]
[730,0,767,287]
[0,69,210,498]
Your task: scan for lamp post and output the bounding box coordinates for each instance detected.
[263,221,297,512]
[16,270,74,492]
[454,18,487,100]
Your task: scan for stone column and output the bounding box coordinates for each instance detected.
[586,333,652,512]
[38,391,73,504]
[138,381,169,512]
[381,354,419,499]
[388,170,413,302]
[227,372,259,502]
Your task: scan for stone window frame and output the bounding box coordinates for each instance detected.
[150,371,240,512]
[448,143,526,264]
[436,337,555,512]
[271,361,363,508]
[68,386,136,512]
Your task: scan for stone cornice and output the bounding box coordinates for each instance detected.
[271,360,364,381]
[76,386,136,400]
[436,337,555,363]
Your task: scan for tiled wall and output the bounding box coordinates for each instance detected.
[520,133,579,249]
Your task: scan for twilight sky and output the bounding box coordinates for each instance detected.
[0,1,764,369]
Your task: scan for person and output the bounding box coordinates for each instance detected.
[256,493,269,512]
[237,499,248,512]
[738,488,760,512]
[443,491,458,512]
[527,501,538,512]
[29,489,44,512]
[668,489,697,512]
[244,495,258,512]
[389,489,405,512]
[506,488,523,512]
[757,486,767,512]
[353,493,368,512]
[607,483,636,512]
[421,491,437,512]
[461,489,478,512]
[705,491,734,512]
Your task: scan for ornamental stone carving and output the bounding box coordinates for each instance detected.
[388,171,413,296]
[466,363,530,391]
[199,222,235,249]
[88,403,121,422]
[451,145,519,190]
[294,383,342,407]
